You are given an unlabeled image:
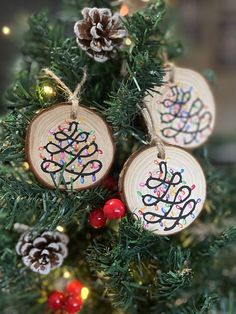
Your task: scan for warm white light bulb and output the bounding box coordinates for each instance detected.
[81,287,90,300]
[125,38,132,46]
[63,271,71,279]
[23,162,29,170]
[2,26,11,36]
[56,225,64,232]
[43,85,55,96]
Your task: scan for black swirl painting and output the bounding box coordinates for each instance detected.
[139,161,200,233]
[158,84,213,146]
[38,121,103,187]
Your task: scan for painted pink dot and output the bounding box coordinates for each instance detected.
[93,163,99,169]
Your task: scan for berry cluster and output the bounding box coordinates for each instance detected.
[88,198,126,229]
[47,280,86,313]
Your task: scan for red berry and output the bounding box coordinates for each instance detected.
[88,208,107,229]
[66,279,84,296]
[103,199,126,219]
[64,295,83,313]
[47,290,65,310]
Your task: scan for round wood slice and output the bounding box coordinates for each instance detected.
[119,146,206,236]
[25,103,115,190]
[143,67,216,149]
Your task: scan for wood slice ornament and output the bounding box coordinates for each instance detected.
[26,103,114,190]
[25,69,114,190]
[119,146,206,236]
[143,66,216,149]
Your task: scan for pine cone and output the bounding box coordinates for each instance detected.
[74,8,127,62]
[16,230,69,275]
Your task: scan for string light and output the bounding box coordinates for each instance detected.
[81,287,89,300]
[23,162,29,170]
[125,38,132,46]
[120,4,129,16]
[56,226,64,232]
[43,85,55,96]
[63,270,71,279]
[2,26,11,36]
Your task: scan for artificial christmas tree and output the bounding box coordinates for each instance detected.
[0,0,236,313]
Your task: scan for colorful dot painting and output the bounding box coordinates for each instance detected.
[122,146,206,236]
[143,67,215,149]
[39,120,103,187]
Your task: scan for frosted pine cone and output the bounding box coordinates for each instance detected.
[74,8,127,62]
[16,230,69,275]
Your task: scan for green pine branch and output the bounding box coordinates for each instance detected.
[0,0,235,313]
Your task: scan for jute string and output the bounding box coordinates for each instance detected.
[132,71,166,159]
[165,62,175,83]
[161,50,175,83]
[139,51,176,159]
[141,105,166,160]
[43,67,87,119]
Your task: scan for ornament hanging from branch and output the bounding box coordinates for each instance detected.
[119,64,210,235]
[16,230,69,275]
[143,65,216,149]
[74,8,127,63]
[120,146,206,236]
[25,69,115,190]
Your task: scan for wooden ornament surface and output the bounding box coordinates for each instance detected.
[26,103,115,190]
[120,146,206,236]
[144,67,216,149]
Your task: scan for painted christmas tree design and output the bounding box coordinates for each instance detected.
[159,85,213,145]
[139,161,200,232]
[39,121,103,187]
